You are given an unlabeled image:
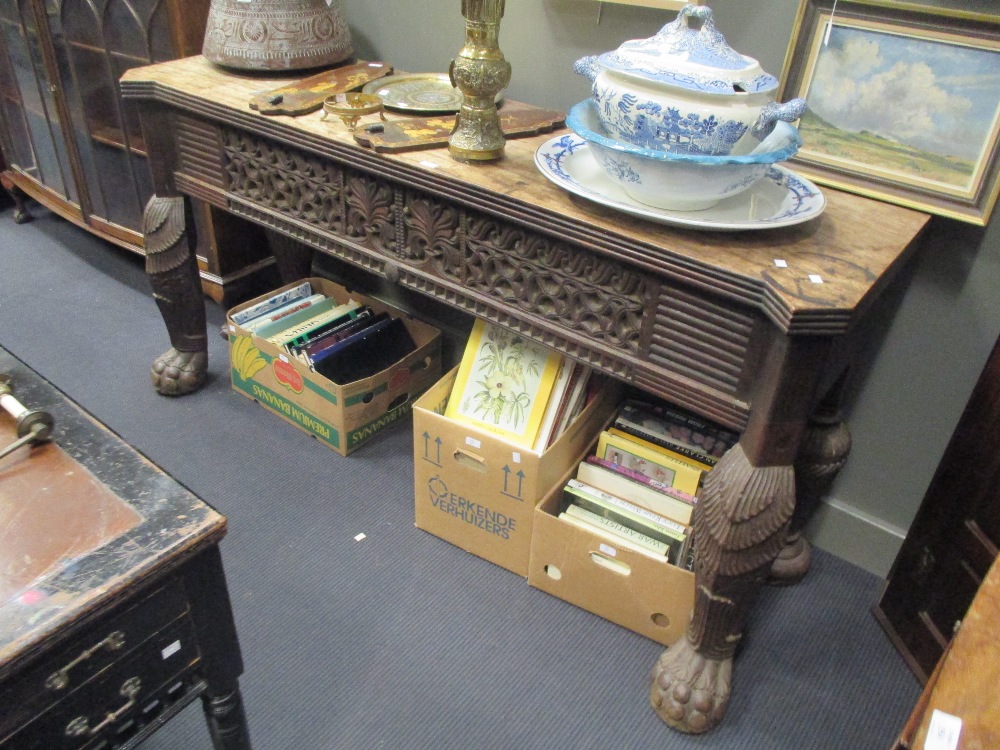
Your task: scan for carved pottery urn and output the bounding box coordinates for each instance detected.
[202,0,354,71]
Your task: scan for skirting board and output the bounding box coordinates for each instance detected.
[806,497,908,579]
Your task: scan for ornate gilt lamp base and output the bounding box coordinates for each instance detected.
[448,0,511,162]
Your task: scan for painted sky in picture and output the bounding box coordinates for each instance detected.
[807,23,1000,163]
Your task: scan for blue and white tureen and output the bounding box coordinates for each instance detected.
[575,4,806,156]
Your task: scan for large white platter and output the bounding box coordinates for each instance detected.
[534,134,826,232]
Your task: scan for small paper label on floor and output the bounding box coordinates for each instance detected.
[924,709,962,750]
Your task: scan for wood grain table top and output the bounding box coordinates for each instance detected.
[122,55,933,331]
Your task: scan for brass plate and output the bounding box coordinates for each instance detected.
[362,73,502,114]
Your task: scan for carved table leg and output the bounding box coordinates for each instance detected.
[650,332,835,733]
[770,379,852,585]
[1,173,31,224]
[264,228,315,283]
[202,680,252,750]
[650,443,795,732]
[143,195,208,395]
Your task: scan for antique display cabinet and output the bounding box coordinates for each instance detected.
[0,0,272,303]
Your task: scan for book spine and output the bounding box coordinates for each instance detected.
[613,419,719,467]
[558,511,669,559]
[563,505,669,556]
[585,455,697,504]
[565,481,687,564]
[566,482,687,538]
[231,281,312,325]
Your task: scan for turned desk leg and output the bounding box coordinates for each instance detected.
[142,195,208,395]
[202,680,252,750]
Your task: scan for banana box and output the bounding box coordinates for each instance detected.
[227,277,441,456]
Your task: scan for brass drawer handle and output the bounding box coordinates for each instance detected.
[64,676,141,737]
[45,630,126,691]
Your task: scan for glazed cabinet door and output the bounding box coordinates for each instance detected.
[48,0,187,243]
[1,0,209,247]
[0,0,81,207]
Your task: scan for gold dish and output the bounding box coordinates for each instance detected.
[362,73,502,115]
[321,92,386,130]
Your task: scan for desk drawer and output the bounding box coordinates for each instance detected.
[6,614,199,750]
[0,578,189,740]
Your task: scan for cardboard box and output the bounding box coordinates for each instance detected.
[228,277,441,456]
[413,366,621,577]
[527,465,696,646]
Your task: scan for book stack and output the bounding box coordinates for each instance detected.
[445,319,598,452]
[556,400,740,570]
[233,280,417,385]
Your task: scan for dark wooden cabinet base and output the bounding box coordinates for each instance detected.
[0,346,251,749]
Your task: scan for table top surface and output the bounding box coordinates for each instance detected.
[123,55,932,328]
[0,347,225,676]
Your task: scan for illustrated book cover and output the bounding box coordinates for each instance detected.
[444,318,564,449]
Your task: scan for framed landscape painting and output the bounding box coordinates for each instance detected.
[779,1,1000,225]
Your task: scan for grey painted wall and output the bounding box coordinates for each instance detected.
[337,0,1000,576]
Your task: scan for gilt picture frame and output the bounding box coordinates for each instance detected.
[779,1,1000,225]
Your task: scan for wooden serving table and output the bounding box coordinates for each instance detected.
[120,55,931,734]
[0,346,250,749]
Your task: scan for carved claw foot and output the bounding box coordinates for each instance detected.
[650,637,732,734]
[151,348,207,396]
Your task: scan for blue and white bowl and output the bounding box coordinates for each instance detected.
[574,4,805,156]
[566,99,802,211]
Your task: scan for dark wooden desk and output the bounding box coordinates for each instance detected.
[0,347,251,749]
[119,55,930,734]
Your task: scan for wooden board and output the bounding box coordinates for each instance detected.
[353,101,565,153]
[249,61,393,116]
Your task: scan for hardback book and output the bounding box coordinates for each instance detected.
[268,300,361,348]
[549,364,592,445]
[293,308,378,362]
[306,312,389,367]
[606,427,712,473]
[563,479,687,563]
[243,293,326,333]
[531,359,584,452]
[577,456,696,526]
[614,399,739,463]
[253,296,339,342]
[312,316,416,385]
[595,429,703,496]
[445,318,564,449]
[231,281,313,326]
[560,504,669,557]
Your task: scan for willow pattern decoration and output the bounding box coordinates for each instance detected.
[780,0,1000,225]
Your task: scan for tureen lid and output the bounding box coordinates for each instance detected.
[596,4,778,95]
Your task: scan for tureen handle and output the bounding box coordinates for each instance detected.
[676,4,715,32]
[573,55,602,83]
[751,98,808,140]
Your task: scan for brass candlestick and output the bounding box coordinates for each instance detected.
[448,0,511,161]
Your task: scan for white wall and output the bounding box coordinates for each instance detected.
[337,0,1000,576]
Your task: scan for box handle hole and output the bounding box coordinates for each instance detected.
[361,391,374,404]
[453,448,487,473]
[387,393,409,410]
[650,612,671,629]
[590,552,631,576]
[544,564,562,580]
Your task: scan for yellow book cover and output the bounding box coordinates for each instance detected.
[596,430,703,496]
[606,427,713,473]
[444,318,564,449]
